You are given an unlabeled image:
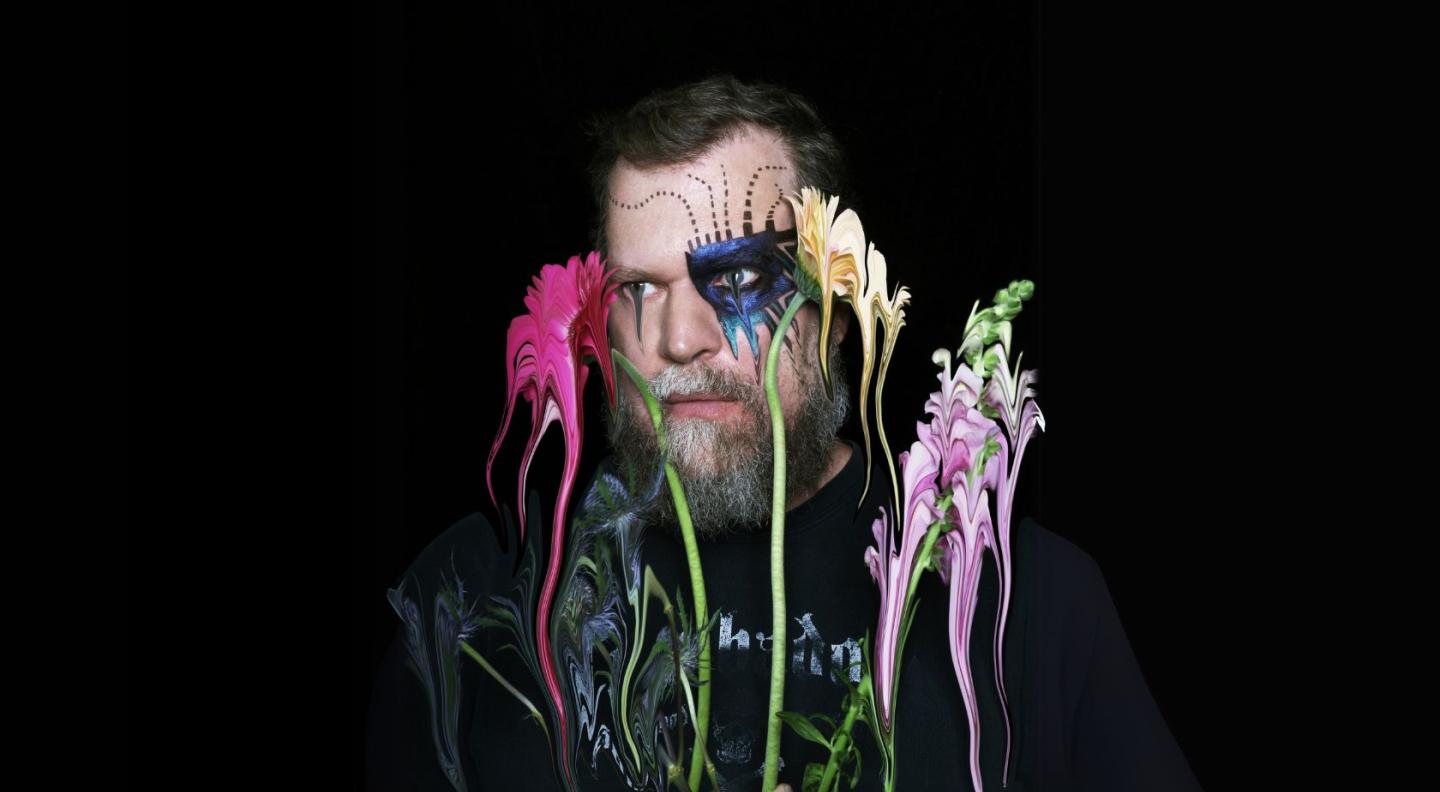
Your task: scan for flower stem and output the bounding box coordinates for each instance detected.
[762,293,808,792]
[459,639,552,747]
[817,674,869,792]
[613,348,713,789]
[645,568,721,791]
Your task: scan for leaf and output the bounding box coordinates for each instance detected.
[776,711,833,751]
[802,762,825,792]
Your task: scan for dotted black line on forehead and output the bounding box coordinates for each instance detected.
[766,183,788,228]
[612,164,791,252]
[685,169,721,243]
[745,165,789,237]
[722,164,729,233]
[609,190,695,232]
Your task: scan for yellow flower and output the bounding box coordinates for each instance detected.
[785,186,911,511]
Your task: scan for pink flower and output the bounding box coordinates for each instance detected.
[867,349,999,736]
[935,429,1000,792]
[866,347,1019,791]
[864,436,941,733]
[973,343,1045,789]
[920,349,994,495]
[932,343,1043,792]
[486,251,618,543]
[866,280,1043,791]
[483,250,618,789]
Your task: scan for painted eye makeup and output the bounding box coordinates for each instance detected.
[711,266,763,292]
[608,160,802,370]
[686,227,799,365]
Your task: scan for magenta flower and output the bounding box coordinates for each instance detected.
[484,250,618,789]
[487,251,618,543]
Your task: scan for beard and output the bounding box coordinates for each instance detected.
[601,332,851,541]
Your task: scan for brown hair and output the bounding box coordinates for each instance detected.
[582,73,853,259]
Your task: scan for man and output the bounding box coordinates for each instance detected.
[366,75,1203,791]
[595,111,854,542]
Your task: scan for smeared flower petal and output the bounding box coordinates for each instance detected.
[785,186,911,515]
[481,250,618,790]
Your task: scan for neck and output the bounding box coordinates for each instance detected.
[785,440,853,512]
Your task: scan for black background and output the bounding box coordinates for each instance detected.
[343,3,1267,790]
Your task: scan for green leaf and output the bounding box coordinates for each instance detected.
[802,762,825,792]
[777,711,833,751]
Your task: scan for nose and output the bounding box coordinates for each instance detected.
[659,278,726,366]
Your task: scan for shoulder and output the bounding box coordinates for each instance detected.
[389,508,519,613]
[370,509,516,791]
[1023,517,1206,789]
[405,512,501,577]
[1016,515,1112,643]
[1020,514,1105,589]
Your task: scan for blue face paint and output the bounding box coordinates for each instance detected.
[685,226,799,360]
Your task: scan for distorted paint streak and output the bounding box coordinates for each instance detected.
[625,281,648,350]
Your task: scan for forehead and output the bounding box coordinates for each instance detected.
[606,127,798,278]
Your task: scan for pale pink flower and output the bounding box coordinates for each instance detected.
[863,435,941,733]
[868,343,1044,792]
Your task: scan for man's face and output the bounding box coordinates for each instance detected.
[601,125,850,538]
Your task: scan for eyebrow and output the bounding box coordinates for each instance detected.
[606,265,656,283]
[608,249,754,284]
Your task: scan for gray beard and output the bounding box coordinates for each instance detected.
[601,335,850,541]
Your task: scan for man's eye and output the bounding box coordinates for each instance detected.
[712,267,761,291]
[625,281,658,300]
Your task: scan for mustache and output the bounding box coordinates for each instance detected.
[641,364,761,403]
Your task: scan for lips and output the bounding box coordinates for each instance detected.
[665,393,735,404]
[663,393,742,419]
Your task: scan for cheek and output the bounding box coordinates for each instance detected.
[608,310,640,355]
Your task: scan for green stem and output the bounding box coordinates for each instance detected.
[665,762,693,792]
[762,293,808,792]
[619,597,644,772]
[459,639,552,747]
[623,564,656,771]
[613,349,713,790]
[817,674,869,792]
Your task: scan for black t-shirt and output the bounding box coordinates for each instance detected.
[366,438,1203,791]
